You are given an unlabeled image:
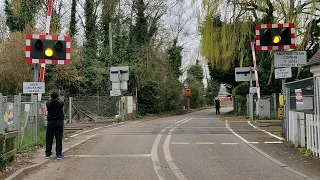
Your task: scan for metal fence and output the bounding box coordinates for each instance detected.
[284,77,319,156]
[0,93,134,150]
[0,94,48,150]
[234,93,278,119]
[285,77,315,115]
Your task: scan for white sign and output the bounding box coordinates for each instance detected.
[274,51,307,67]
[23,82,45,94]
[24,104,30,112]
[110,90,121,97]
[249,87,257,94]
[112,82,128,90]
[235,67,256,82]
[110,66,129,82]
[275,67,292,79]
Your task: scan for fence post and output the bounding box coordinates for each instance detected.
[285,87,290,139]
[246,94,249,117]
[311,115,315,156]
[298,112,305,147]
[273,93,277,118]
[31,95,38,142]
[69,97,72,124]
[306,114,310,150]
[13,94,21,148]
[0,94,3,134]
[249,94,254,120]
[316,115,320,157]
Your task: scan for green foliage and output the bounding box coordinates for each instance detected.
[0,0,188,117]
[50,8,61,33]
[4,0,41,32]
[208,62,235,93]
[84,0,97,61]
[187,65,204,83]
[195,1,319,95]
[167,39,183,78]
[206,79,220,105]
[133,0,149,47]
[186,65,205,109]
[69,0,77,37]
[187,76,205,108]
[232,82,249,96]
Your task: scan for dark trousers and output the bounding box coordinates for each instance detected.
[45,120,63,156]
[216,107,220,115]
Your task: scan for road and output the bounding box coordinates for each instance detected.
[22,108,318,180]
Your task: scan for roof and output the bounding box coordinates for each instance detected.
[307,49,320,67]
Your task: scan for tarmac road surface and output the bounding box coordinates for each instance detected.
[21,108,319,180]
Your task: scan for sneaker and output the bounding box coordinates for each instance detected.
[57,154,64,160]
[45,155,51,159]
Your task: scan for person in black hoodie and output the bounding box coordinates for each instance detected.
[45,90,65,160]
[215,97,220,116]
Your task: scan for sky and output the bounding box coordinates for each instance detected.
[0,0,210,87]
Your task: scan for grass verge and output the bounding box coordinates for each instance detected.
[18,130,69,153]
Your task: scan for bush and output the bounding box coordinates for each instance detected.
[232,82,249,96]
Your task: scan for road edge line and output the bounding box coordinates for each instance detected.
[225,120,312,179]
[247,121,285,141]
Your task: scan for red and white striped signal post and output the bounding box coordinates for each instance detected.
[250,42,260,99]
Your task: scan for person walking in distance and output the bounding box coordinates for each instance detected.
[215,98,220,116]
[45,90,65,160]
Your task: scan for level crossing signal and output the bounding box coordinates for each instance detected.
[255,23,295,51]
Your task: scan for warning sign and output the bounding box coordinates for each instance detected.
[295,89,303,105]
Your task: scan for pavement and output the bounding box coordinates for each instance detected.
[7,107,320,180]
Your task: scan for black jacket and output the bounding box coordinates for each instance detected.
[46,99,64,121]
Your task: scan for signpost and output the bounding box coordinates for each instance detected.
[235,67,256,120]
[274,51,307,67]
[110,66,129,121]
[275,67,292,79]
[185,89,191,111]
[235,67,256,82]
[23,82,45,94]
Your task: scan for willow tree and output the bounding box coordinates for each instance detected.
[194,0,320,84]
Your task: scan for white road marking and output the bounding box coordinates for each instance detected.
[171,142,189,145]
[193,118,219,120]
[70,123,122,138]
[226,120,311,179]
[196,142,214,145]
[164,133,187,180]
[248,142,259,144]
[162,117,192,180]
[151,118,190,180]
[69,154,151,158]
[151,132,164,180]
[264,141,283,144]
[248,121,285,141]
[221,143,239,145]
[65,134,96,150]
[225,121,249,144]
